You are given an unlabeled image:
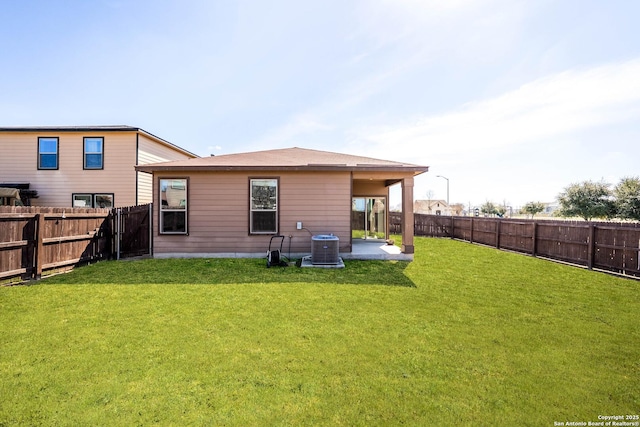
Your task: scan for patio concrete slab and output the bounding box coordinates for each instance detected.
[342,239,413,261]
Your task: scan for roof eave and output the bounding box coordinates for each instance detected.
[135,129,199,158]
[136,165,429,174]
[0,125,140,132]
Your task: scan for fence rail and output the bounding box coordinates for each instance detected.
[1,204,152,283]
[390,213,640,278]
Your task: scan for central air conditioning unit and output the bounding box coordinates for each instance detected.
[311,234,340,265]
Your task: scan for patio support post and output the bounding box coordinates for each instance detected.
[401,177,415,254]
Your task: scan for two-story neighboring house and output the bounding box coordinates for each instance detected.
[0,126,197,207]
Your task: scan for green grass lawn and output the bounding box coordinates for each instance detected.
[1,238,638,426]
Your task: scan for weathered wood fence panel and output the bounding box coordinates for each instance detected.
[39,210,113,275]
[535,222,590,266]
[498,220,533,253]
[0,207,112,281]
[0,213,37,280]
[471,218,498,247]
[1,204,153,283]
[452,217,471,241]
[389,212,640,278]
[593,225,640,276]
[414,214,449,237]
[118,204,152,258]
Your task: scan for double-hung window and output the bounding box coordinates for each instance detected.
[84,137,104,169]
[250,178,278,234]
[160,179,187,234]
[38,137,59,169]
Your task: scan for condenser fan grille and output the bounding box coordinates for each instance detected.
[311,235,339,264]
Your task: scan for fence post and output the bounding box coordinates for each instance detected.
[148,202,153,256]
[450,215,454,239]
[496,219,501,249]
[116,208,121,260]
[532,221,537,257]
[34,213,44,280]
[587,223,595,270]
[470,217,474,243]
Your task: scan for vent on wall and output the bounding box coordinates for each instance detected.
[311,235,340,265]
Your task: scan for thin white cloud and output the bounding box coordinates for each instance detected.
[251,0,534,153]
[206,145,223,153]
[362,58,640,207]
[350,0,529,62]
[355,58,640,163]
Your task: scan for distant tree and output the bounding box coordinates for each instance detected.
[614,177,640,221]
[480,201,497,217]
[522,201,545,218]
[426,190,434,201]
[425,190,434,213]
[495,205,507,218]
[557,180,615,221]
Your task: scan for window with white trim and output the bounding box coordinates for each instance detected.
[250,178,277,234]
[160,178,187,234]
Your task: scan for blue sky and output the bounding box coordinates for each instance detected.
[2,0,639,209]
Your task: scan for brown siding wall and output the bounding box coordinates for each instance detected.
[0,131,137,207]
[137,172,154,205]
[153,171,352,255]
[0,131,195,208]
[137,134,194,165]
[353,180,389,197]
[136,134,196,204]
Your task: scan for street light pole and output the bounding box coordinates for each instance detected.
[436,175,449,206]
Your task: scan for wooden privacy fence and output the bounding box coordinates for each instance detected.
[0,204,152,282]
[116,204,152,259]
[390,213,640,278]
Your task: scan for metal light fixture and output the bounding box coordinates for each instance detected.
[436,175,449,206]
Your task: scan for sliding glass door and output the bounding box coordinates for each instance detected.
[352,197,386,240]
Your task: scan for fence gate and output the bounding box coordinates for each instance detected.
[116,204,152,258]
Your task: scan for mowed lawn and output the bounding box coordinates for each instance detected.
[1,238,638,426]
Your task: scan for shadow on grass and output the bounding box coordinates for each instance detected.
[40,258,417,288]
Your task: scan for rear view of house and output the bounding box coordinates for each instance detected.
[0,126,197,207]
[136,147,428,259]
